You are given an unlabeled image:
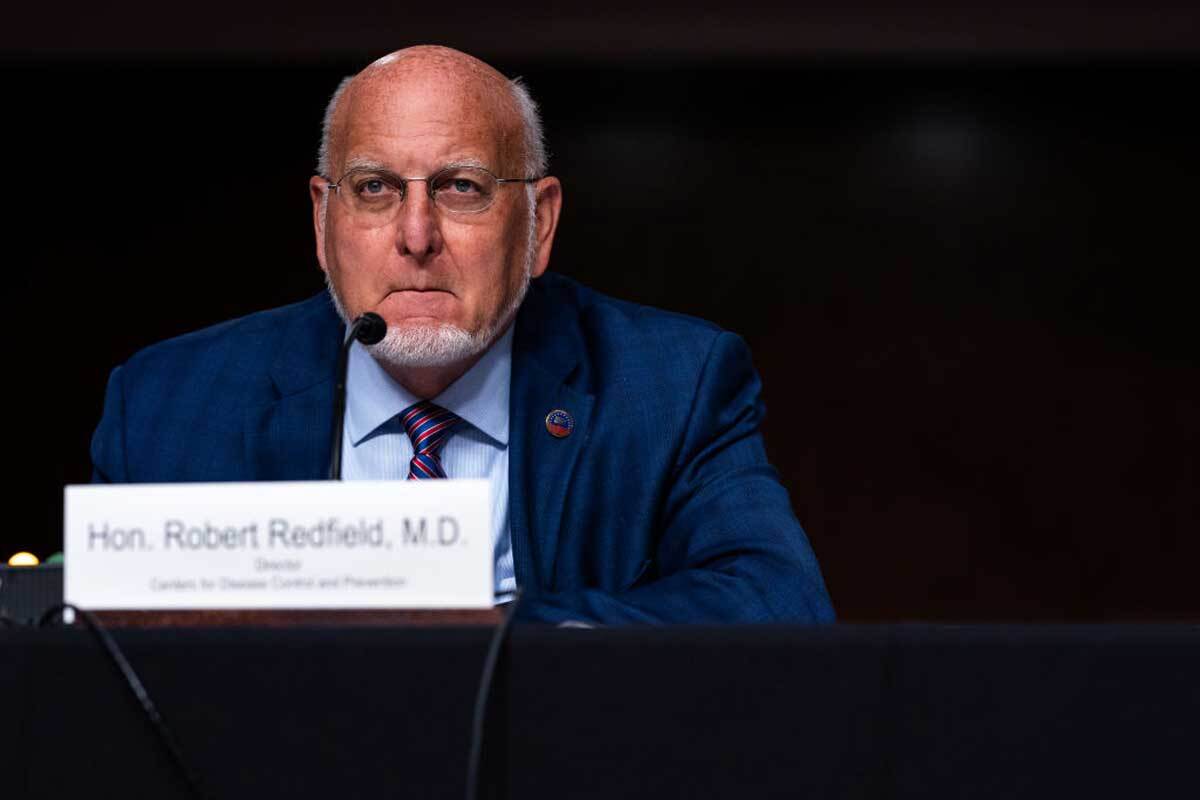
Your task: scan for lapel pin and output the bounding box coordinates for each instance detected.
[545,409,574,438]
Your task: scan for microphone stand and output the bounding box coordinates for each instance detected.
[328,313,387,480]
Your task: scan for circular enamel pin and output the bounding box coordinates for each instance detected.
[545,409,574,438]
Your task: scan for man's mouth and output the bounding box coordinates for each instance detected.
[392,286,453,295]
[380,289,457,318]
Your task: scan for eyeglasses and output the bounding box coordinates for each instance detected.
[322,164,539,222]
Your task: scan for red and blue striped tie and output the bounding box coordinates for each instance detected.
[400,400,462,479]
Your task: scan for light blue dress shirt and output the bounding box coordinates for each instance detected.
[341,326,516,601]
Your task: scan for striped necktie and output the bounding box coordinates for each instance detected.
[400,400,462,479]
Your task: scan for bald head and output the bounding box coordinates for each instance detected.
[317,46,547,180]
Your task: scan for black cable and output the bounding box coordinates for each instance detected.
[465,590,523,800]
[38,604,211,800]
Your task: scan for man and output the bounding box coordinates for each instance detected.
[91,46,834,624]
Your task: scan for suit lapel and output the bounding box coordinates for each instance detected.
[245,382,335,480]
[245,295,342,481]
[508,279,595,591]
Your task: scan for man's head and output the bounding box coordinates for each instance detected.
[309,46,562,371]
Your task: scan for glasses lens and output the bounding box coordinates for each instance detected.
[339,170,404,225]
[431,166,497,213]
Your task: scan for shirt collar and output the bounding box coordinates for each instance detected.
[344,325,512,448]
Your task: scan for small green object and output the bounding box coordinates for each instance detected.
[43,552,64,565]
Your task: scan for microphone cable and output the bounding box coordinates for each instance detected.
[38,604,211,800]
[465,589,523,800]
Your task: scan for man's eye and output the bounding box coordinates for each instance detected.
[433,172,484,196]
[348,173,402,200]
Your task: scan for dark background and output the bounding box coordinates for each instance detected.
[5,3,1197,620]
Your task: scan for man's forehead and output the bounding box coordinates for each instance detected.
[349,79,499,133]
[339,108,513,175]
[334,58,521,171]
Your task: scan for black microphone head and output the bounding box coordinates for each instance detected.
[354,313,387,345]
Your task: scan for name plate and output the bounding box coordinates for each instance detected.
[63,481,492,610]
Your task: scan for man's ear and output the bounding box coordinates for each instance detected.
[530,176,562,279]
[309,175,330,273]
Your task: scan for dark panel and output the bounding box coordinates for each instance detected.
[507,626,1200,799]
[7,626,489,798]
[5,625,1197,798]
[4,2,1200,56]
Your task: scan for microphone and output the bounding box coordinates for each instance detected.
[328,313,387,480]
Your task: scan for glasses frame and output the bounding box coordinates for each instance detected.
[321,164,541,216]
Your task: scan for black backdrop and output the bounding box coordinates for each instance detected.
[7,50,1198,621]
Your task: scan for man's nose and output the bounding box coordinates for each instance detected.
[394,181,442,263]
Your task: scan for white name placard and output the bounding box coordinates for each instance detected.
[63,481,492,610]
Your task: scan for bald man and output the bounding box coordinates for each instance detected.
[91,47,834,624]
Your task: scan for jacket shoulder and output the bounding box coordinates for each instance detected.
[122,293,338,380]
[92,293,340,482]
[113,292,341,442]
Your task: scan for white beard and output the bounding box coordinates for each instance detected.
[367,275,528,367]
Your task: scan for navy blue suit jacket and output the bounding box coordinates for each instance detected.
[91,274,834,624]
